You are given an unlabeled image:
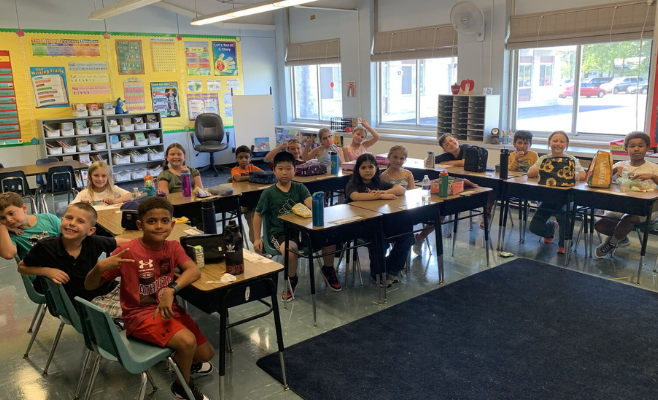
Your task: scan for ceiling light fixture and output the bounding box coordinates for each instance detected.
[89,0,161,20]
[191,0,318,25]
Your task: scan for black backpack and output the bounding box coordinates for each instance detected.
[463,146,488,172]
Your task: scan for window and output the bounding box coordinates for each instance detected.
[513,40,652,136]
[291,63,342,121]
[379,57,457,127]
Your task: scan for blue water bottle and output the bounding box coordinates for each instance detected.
[312,192,324,227]
[181,167,192,197]
[330,151,338,174]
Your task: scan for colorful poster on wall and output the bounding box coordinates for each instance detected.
[187,93,219,121]
[0,50,21,144]
[123,78,145,111]
[31,38,100,57]
[187,80,202,92]
[226,78,239,92]
[207,79,221,91]
[70,72,111,95]
[151,82,179,117]
[68,62,107,71]
[29,66,69,108]
[254,137,270,152]
[185,41,211,76]
[212,41,238,76]
[150,38,177,73]
[116,40,144,75]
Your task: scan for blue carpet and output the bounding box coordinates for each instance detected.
[257,259,658,399]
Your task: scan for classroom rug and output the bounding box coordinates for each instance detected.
[257,259,658,400]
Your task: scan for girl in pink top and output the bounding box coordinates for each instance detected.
[343,119,380,162]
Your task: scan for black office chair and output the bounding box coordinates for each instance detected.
[191,113,229,177]
[0,170,38,212]
[0,163,4,168]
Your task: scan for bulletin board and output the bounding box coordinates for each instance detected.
[0,28,244,147]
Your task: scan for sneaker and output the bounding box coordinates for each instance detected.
[479,214,492,230]
[616,236,631,247]
[281,277,298,302]
[171,379,209,400]
[191,362,213,377]
[369,274,392,288]
[387,273,400,284]
[557,246,566,255]
[321,266,342,292]
[594,238,617,259]
[543,221,558,244]
[412,235,424,256]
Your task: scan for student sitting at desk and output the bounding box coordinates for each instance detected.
[342,119,380,162]
[231,145,261,245]
[158,143,203,195]
[302,128,345,167]
[508,130,539,173]
[527,130,585,255]
[594,131,658,258]
[253,152,341,302]
[264,138,304,168]
[345,153,412,287]
[381,145,415,189]
[72,161,132,205]
[425,133,470,167]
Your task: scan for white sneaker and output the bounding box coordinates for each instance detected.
[412,235,424,256]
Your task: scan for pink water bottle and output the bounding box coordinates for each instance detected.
[181,167,192,197]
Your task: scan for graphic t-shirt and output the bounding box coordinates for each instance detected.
[255,182,311,238]
[231,164,262,182]
[72,186,130,204]
[102,238,192,335]
[11,213,61,260]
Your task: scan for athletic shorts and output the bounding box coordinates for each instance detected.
[602,210,658,223]
[130,313,208,348]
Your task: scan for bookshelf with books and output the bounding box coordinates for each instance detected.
[38,112,164,184]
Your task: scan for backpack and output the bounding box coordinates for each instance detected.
[249,170,278,184]
[538,157,576,187]
[295,160,328,176]
[463,146,488,172]
[586,150,613,188]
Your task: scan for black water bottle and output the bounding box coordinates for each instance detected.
[223,220,244,275]
[201,200,217,234]
[499,148,509,179]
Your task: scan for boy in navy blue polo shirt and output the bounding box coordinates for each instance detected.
[17,202,128,317]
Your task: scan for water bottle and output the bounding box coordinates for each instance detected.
[132,187,139,200]
[439,170,449,197]
[181,167,192,197]
[223,220,244,275]
[499,148,509,179]
[427,152,435,168]
[312,192,324,227]
[201,200,217,234]
[622,164,630,179]
[330,151,338,174]
[422,175,431,203]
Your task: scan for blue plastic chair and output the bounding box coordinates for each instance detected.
[40,165,78,214]
[74,297,195,400]
[0,170,38,213]
[20,273,48,359]
[40,277,85,377]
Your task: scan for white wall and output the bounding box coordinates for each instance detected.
[0,0,278,169]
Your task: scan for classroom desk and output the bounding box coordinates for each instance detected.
[504,176,574,266]
[279,204,383,323]
[96,207,201,240]
[0,160,88,176]
[349,189,446,284]
[220,181,272,209]
[570,182,658,283]
[293,171,350,194]
[177,253,287,398]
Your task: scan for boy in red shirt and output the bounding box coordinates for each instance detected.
[85,197,214,400]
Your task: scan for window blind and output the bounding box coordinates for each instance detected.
[507,0,655,49]
[285,39,340,66]
[371,24,458,61]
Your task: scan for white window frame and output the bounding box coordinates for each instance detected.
[290,63,342,123]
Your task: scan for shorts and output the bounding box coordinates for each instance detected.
[91,284,122,320]
[602,211,658,223]
[130,313,208,348]
[270,233,301,253]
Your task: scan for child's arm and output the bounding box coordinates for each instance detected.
[193,174,203,189]
[155,259,200,320]
[158,179,170,195]
[252,211,263,253]
[442,159,465,166]
[360,120,380,149]
[0,225,17,260]
[71,191,91,204]
[508,152,520,171]
[527,167,539,178]
[337,146,345,165]
[231,166,250,182]
[85,248,133,290]
[18,260,70,284]
[302,135,315,160]
[406,170,416,189]
[265,143,287,162]
[113,192,133,203]
[115,238,131,246]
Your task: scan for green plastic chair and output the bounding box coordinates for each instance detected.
[20,274,48,359]
[40,277,85,377]
[74,297,195,400]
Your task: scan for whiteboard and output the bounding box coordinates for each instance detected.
[231,94,275,158]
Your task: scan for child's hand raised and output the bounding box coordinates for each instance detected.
[96,249,134,272]
[306,134,315,144]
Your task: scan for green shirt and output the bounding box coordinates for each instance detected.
[255,182,311,239]
[10,213,61,260]
[157,167,200,194]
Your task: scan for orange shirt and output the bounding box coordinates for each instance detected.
[231,164,261,182]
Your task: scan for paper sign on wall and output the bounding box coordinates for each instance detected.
[30,66,69,108]
[116,40,144,75]
[185,41,211,76]
[187,93,219,121]
[123,77,145,111]
[151,82,180,118]
[150,38,177,72]
[212,41,238,76]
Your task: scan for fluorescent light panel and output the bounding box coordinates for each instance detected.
[191,0,318,25]
[89,0,161,20]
